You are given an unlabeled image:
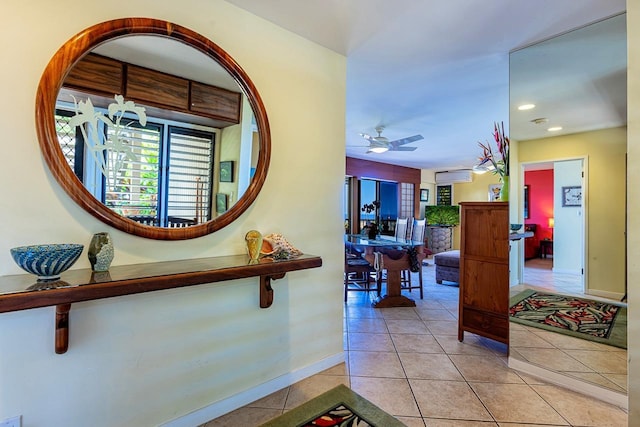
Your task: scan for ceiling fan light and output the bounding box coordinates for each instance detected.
[369,146,389,153]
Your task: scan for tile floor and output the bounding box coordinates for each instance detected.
[202,261,628,426]
[511,258,628,393]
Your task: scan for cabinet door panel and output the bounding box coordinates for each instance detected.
[190,82,241,123]
[461,258,509,312]
[126,65,189,110]
[64,53,123,95]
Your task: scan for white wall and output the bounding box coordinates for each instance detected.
[0,1,346,426]
[553,159,584,275]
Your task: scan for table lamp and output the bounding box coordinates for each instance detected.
[548,217,554,239]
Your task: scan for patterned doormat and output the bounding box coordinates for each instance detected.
[259,384,405,427]
[509,289,627,349]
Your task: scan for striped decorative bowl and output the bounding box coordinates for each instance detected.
[10,244,84,282]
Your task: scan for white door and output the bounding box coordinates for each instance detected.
[553,159,585,279]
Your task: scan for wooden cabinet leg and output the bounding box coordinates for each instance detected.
[55,304,71,354]
[260,273,286,308]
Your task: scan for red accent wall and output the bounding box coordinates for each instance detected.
[525,169,554,240]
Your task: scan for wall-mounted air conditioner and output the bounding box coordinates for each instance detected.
[435,170,473,184]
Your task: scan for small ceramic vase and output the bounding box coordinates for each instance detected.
[245,230,263,263]
[88,232,114,272]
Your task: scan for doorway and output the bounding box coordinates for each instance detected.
[520,158,586,294]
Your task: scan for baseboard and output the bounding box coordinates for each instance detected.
[160,352,345,427]
[551,267,581,275]
[586,289,626,302]
[508,356,628,410]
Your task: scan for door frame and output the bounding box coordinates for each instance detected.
[516,156,588,293]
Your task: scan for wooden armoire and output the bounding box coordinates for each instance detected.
[458,201,510,345]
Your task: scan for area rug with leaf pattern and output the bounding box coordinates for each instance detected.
[509,289,627,349]
[259,384,404,427]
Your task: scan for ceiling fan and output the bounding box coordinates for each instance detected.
[355,126,424,154]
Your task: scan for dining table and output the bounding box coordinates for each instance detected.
[345,234,425,308]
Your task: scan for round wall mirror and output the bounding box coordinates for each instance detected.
[36,18,271,240]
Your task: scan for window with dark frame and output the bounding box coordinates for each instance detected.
[55,108,216,227]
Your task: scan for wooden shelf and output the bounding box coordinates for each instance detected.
[0,254,322,354]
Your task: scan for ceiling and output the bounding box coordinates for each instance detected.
[225,0,626,171]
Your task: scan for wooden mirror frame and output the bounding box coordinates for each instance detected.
[35,18,270,240]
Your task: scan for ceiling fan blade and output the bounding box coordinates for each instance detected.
[359,133,374,141]
[389,146,417,151]
[390,134,424,146]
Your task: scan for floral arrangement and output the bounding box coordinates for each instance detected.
[478,121,510,178]
[361,200,380,215]
[361,200,380,238]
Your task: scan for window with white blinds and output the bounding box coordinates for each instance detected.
[166,127,213,225]
[55,109,216,227]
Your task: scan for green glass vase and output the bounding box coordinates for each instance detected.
[500,176,509,201]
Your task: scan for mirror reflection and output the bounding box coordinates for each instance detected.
[510,14,627,395]
[55,35,259,228]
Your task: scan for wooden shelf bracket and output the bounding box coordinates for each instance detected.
[260,273,286,308]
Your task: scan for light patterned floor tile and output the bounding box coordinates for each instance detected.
[391,333,445,353]
[470,382,567,425]
[513,347,593,372]
[397,416,427,427]
[424,320,458,335]
[379,306,421,320]
[531,383,628,426]
[450,354,524,383]
[350,376,421,417]
[247,387,288,409]
[410,379,493,421]
[283,374,349,409]
[509,329,555,348]
[563,349,628,374]
[348,350,405,378]
[415,307,456,321]
[434,335,497,356]
[346,316,388,333]
[385,318,431,334]
[348,332,395,352]
[425,420,498,427]
[200,407,282,426]
[399,353,465,380]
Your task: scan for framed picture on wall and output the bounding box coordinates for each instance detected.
[216,193,228,213]
[219,161,234,182]
[420,188,429,202]
[488,184,502,201]
[436,185,452,205]
[562,186,582,207]
[524,185,530,218]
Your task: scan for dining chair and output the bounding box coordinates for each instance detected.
[369,217,409,287]
[401,218,427,299]
[395,218,409,240]
[344,242,378,302]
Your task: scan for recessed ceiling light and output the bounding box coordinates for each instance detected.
[548,126,563,132]
[518,104,536,111]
